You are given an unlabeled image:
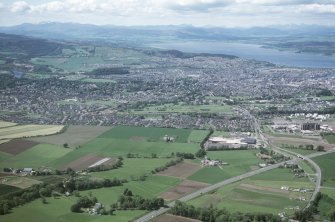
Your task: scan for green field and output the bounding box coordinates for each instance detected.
[187,130,210,143]
[99,126,193,143]
[281,148,317,155]
[188,150,261,184]
[188,168,313,216]
[81,175,180,205]
[0,144,72,169]
[91,158,173,180]
[323,134,335,144]
[0,196,146,222]
[313,152,335,186]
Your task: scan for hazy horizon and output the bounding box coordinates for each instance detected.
[0,0,334,27]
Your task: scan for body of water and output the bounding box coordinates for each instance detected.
[149,41,335,68]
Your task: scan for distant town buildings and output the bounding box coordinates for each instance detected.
[301,122,320,131]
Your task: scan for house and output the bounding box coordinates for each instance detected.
[90,203,102,215]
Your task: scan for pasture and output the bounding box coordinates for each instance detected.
[188,150,261,184]
[81,175,180,204]
[0,196,146,222]
[30,125,111,147]
[323,134,335,144]
[0,144,72,169]
[90,158,173,180]
[187,130,210,143]
[99,126,193,143]
[313,152,335,186]
[188,168,313,216]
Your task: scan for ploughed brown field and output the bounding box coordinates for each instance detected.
[0,139,39,155]
[61,153,114,170]
[157,162,201,179]
[160,180,209,201]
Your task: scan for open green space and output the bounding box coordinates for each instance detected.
[187,130,210,143]
[298,160,315,174]
[313,152,335,186]
[91,158,173,180]
[99,126,193,143]
[81,175,180,205]
[188,167,313,216]
[323,134,335,144]
[0,144,72,169]
[0,151,12,162]
[281,148,317,155]
[188,150,261,184]
[0,196,146,222]
[211,130,230,138]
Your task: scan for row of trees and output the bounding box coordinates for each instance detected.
[175,152,195,159]
[64,178,124,192]
[87,157,123,172]
[281,144,325,152]
[152,158,183,173]
[170,201,281,222]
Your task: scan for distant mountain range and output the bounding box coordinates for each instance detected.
[0,22,334,44]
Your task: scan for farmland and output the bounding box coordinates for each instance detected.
[0,144,72,169]
[98,126,196,143]
[0,124,64,140]
[323,134,335,144]
[188,150,261,184]
[188,168,314,216]
[29,125,111,147]
[313,152,335,186]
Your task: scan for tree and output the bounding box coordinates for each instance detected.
[316,145,325,152]
[70,203,81,213]
[195,149,206,158]
[63,143,69,148]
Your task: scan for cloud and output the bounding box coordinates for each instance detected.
[160,0,233,11]
[11,1,31,13]
[297,3,335,13]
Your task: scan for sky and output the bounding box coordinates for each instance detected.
[0,0,334,27]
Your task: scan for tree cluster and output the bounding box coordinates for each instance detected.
[152,158,183,173]
[114,189,164,210]
[170,201,281,222]
[64,178,124,192]
[176,152,195,159]
[70,196,98,213]
[195,149,207,158]
[87,157,123,173]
